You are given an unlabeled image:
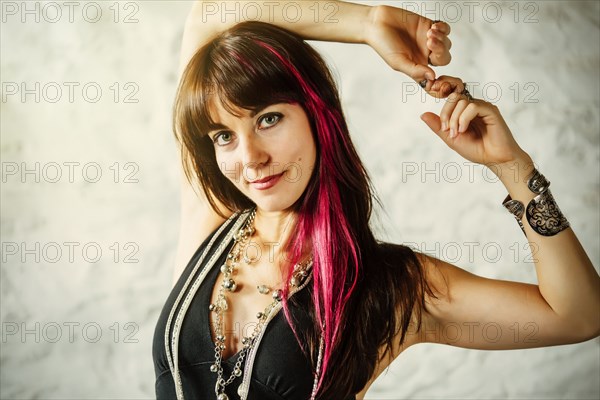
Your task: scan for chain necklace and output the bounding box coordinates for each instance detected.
[209,208,313,400]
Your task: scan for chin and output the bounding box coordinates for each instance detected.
[251,199,297,213]
[239,183,306,214]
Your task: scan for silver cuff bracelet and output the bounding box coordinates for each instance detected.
[502,169,570,237]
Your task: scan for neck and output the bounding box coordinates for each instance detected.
[253,208,296,246]
[250,207,312,268]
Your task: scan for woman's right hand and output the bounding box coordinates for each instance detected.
[366,5,453,96]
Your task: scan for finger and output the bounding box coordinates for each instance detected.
[427,37,450,54]
[420,112,453,146]
[427,30,452,66]
[427,46,452,66]
[392,53,436,82]
[433,81,461,99]
[426,80,454,99]
[427,29,452,50]
[457,102,483,133]
[431,21,451,35]
[427,41,452,66]
[448,98,471,138]
[430,75,465,97]
[417,77,435,92]
[439,92,462,131]
[437,82,455,98]
[420,112,442,133]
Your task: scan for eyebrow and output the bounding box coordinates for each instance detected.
[207,105,270,133]
[206,122,228,132]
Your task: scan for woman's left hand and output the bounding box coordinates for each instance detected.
[420,92,530,170]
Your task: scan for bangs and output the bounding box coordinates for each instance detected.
[196,37,305,135]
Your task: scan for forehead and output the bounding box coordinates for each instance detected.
[204,96,254,132]
[208,96,247,121]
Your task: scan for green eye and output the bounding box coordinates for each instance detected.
[213,131,233,146]
[258,113,283,129]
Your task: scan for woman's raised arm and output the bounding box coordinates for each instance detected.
[181,1,453,89]
[403,93,598,354]
[358,90,600,396]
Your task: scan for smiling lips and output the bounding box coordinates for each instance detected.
[248,172,285,190]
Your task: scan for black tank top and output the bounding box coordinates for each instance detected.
[153,211,355,399]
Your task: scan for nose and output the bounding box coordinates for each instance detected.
[239,134,270,182]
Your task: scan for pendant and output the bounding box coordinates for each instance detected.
[243,253,257,265]
[223,278,237,292]
[290,276,300,287]
[215,380,223,398]
[257,285,270,295]
[216,297,228,311]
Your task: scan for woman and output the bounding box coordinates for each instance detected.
[153,2,600,399]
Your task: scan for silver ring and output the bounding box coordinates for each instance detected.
[461,84,474,101]
[419,79,428,89]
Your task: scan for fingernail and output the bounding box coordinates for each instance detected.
[458,123,464,133]
[425,72,435,81]
[441,121,448,131]
[449,128,456,138]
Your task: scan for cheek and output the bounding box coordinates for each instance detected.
[299,133,317,173]
[288,149,315,184]
[215,153,242,183]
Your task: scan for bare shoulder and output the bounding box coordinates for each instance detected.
[413,251,451,299]
[411,251,471,332]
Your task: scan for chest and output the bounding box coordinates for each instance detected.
[155,212,325,399]
[162,249,318,397]
[208,259,286,359]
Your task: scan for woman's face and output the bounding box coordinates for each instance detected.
[207,100,317,212]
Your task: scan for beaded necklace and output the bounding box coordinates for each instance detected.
[209,208,313,400]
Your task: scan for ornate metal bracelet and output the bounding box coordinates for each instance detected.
[502,169,570,236]
[502,194,526,234]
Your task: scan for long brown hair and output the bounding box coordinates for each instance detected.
[173,21,433,398]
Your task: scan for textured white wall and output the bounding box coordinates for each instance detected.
[1,1,598,399]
